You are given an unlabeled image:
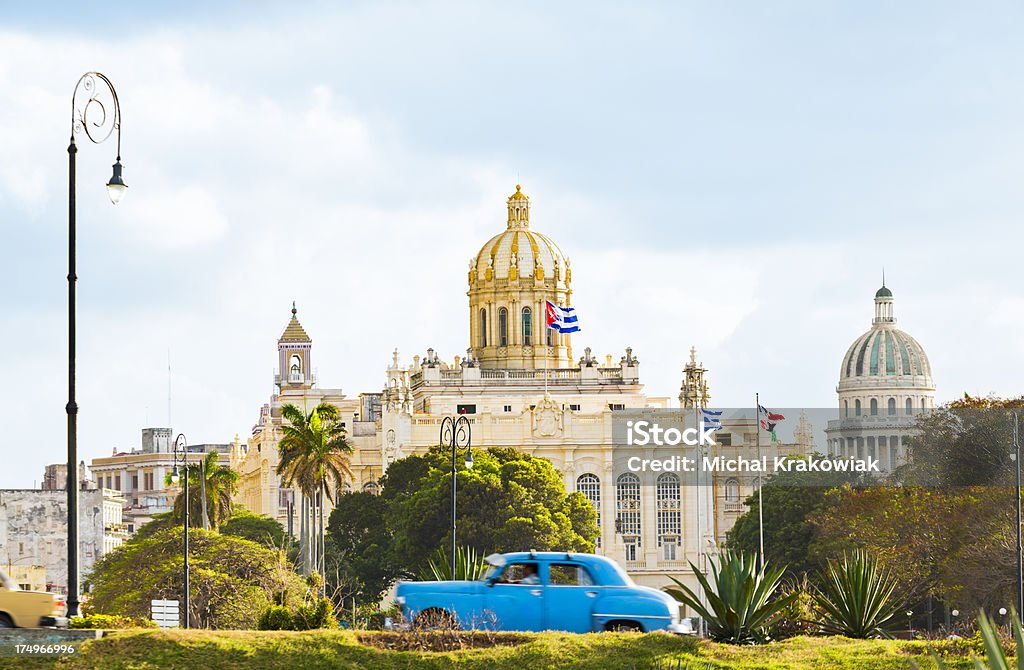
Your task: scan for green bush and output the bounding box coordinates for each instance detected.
[257,606,294,631]
[70,613,157,629]
[293,597,336,630]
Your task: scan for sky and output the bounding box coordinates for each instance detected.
[0,1,1022,488]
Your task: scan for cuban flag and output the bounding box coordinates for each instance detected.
[701,408,723,431]
[545,300,580,333]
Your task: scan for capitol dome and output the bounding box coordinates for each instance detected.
[835,284,935,416]
[466,185,574,370]
[469,185,571,287]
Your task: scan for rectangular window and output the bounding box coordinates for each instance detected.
[549,563,594,586]
[624,542,638,562]
[114,475,121,491]
[569,404,581,412]
[663,542,677,561]
[132,475,139,491]
[503,405,512,413]
[716,432,732,446]
[609,403,625,411]
[457,404,477,415]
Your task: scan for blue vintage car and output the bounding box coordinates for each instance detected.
[395,551,691,634]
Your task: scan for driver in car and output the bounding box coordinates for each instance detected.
[517,563,540,585]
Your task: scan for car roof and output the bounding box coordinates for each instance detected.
[500,551,608,564]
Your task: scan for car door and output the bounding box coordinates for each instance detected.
[484,561,545,631]
[543,562,600,633]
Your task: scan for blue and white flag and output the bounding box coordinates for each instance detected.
[701,408,723,431]
[545,300,581,334]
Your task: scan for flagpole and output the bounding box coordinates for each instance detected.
[543,294,549,396]
[755,391,764,568]
[694,401,705,637]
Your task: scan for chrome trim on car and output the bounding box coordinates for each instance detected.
[592,613,672,619]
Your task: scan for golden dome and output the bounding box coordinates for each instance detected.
[469,185,571,286]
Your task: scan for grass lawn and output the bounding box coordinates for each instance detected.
[0,630,983,670]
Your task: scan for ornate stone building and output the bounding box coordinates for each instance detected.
[825,284,936,470]
[234,185,811,593]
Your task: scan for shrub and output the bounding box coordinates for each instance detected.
[420,545,490,582]
[70,613,156,629]
[294,598,336,630]
[663,549,795,644]
[257,606,294,631]
[913,609,1022,670]
[812,550,903,639]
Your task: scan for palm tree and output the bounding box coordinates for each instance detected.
[165,451,239,531]
[276,402,353,578]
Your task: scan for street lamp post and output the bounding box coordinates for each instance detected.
[440,415,473,578]
[67,72,127,618]
[170,434,190,628]
[1013,412,1022,617]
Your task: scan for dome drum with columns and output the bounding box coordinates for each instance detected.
[468,185,573,369]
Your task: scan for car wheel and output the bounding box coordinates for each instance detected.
[414,608,457,630]
[605,620,643,632]
[0,614,14,628]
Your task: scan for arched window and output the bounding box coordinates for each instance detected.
[656,473,680,549]
[921,398,927,412]
[843,400,849,418]
[855,399,862,416]
[498,307,509,347]
[479,309,487,347]
[363,481,379,495]
[615,473,641,539]
[521,307,533,346]
[289,354,302,382]
[906,398,913,415]
[888,398,896,415]
[546,326,555,347]
[725,478,739,502]
[870,399,878,416]
[576,474,601,547]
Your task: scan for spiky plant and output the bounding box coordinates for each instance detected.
[663,549,795,644]
[420,545,489,581]
[812,550,903,639]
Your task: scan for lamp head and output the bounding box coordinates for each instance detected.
[465,449,474,470]
[170,466,180,485]
[106,159,127,204]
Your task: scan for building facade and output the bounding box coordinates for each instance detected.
[0,487,126,594]
[235,186,814,595]
[89,429,240,533]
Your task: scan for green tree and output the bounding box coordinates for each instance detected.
[221,509,288,548]
[386,446,598,576]
[277,402,354,577]
[84,527,306,629]
[325,491,402,605]
[165,452,239,531]
[726,455,863,579]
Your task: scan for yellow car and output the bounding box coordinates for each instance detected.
[0,570,67,628]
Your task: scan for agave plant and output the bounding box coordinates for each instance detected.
[812,550,903,639]
[420,545,489,581]
[663,549,795,644]
[912,609,1023,670]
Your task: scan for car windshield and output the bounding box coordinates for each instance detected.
[0,571,18,591]
[479,565,501,582]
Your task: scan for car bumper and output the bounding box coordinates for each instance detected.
[39,616,69,628]
[667,621,696,635]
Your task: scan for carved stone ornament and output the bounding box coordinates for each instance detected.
[532,394,564,437]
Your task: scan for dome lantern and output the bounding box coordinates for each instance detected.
[507,184,530,229]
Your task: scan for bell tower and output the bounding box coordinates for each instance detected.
[679,346,711,408]
[277,302,313,390]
